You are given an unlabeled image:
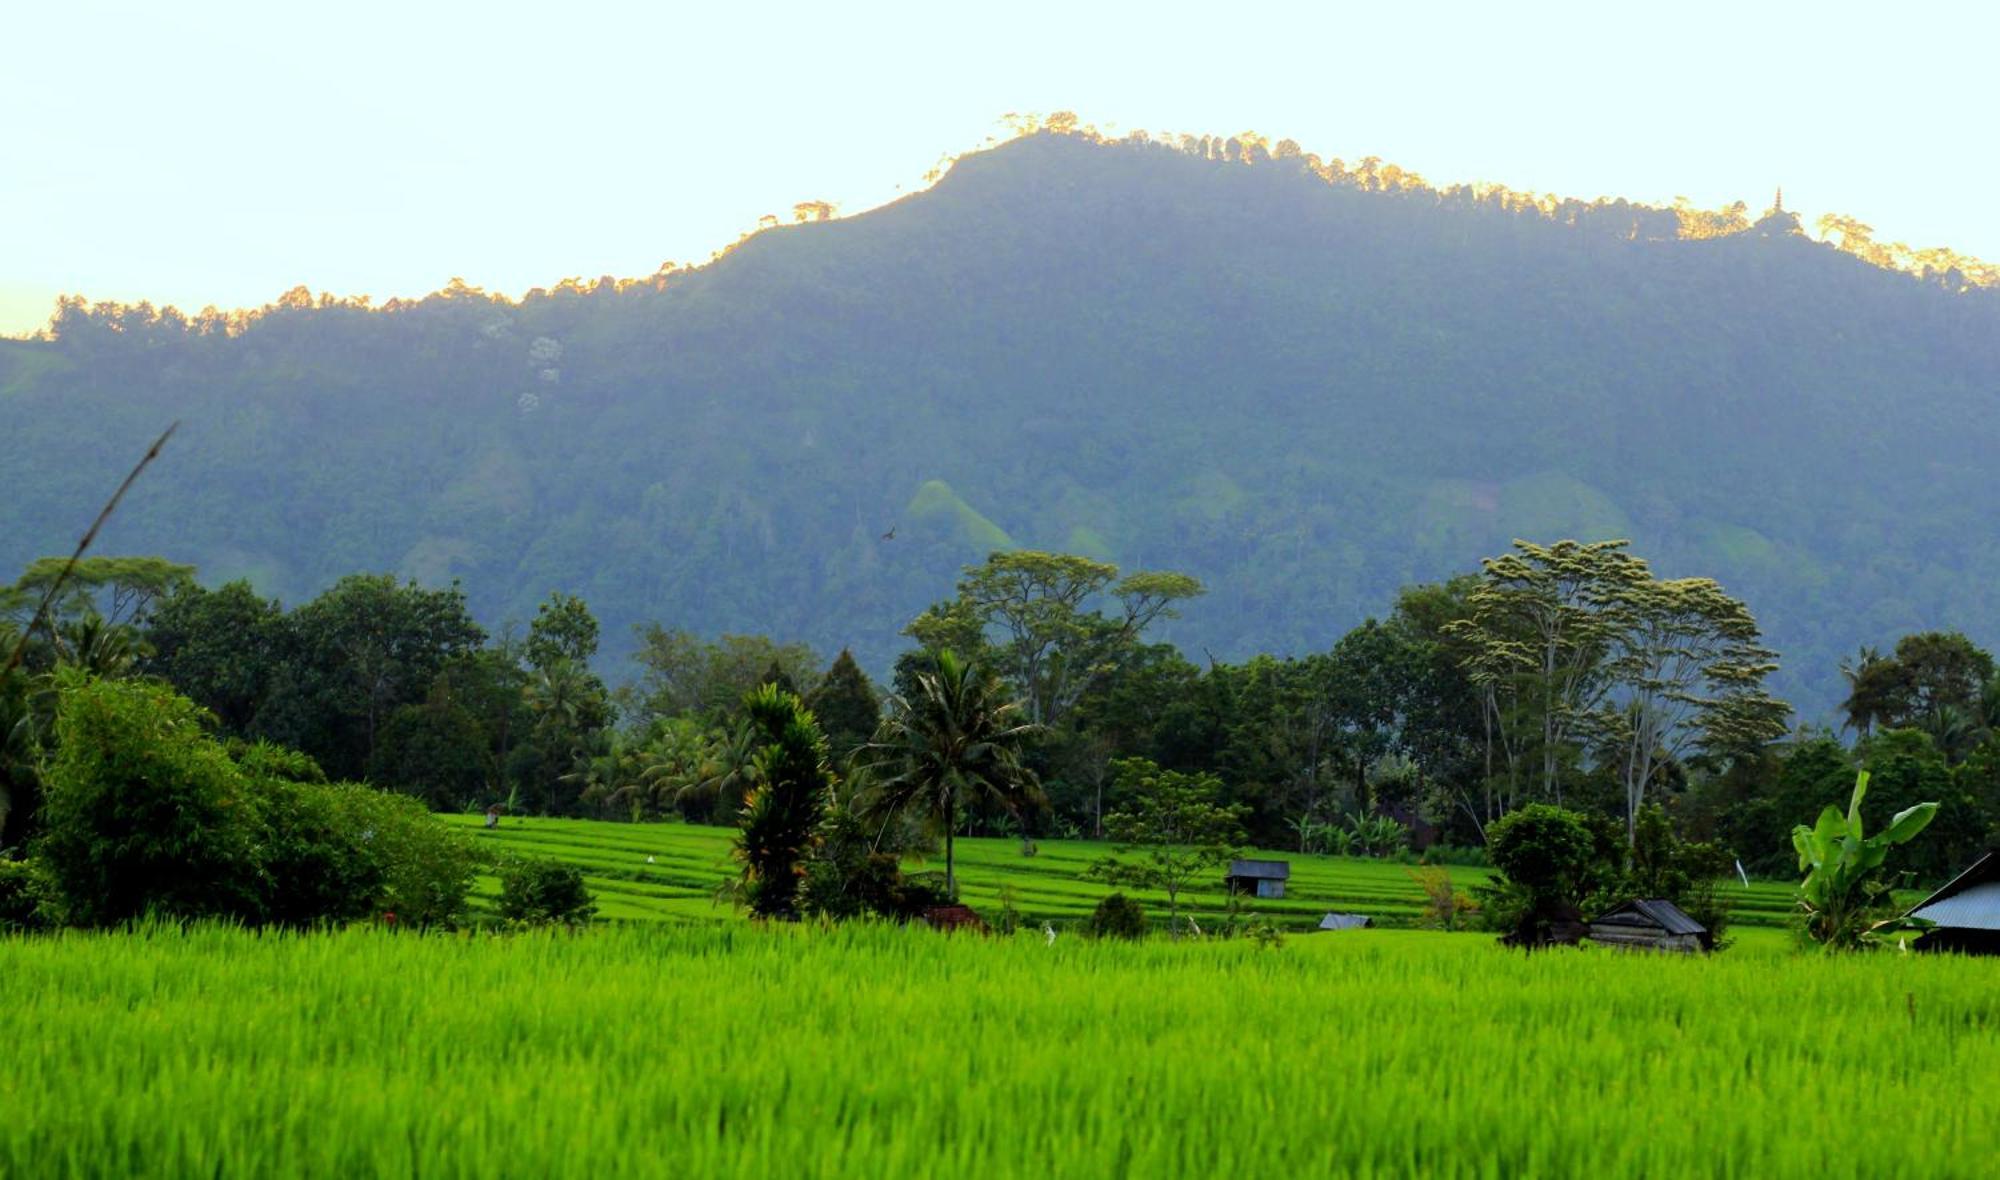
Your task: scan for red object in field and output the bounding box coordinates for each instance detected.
[383,911,398,926]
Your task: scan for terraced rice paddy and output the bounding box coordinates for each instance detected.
[6,920,1996,1178]
[443,813,1803,931]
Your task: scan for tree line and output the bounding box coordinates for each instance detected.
[8,539,2000,901]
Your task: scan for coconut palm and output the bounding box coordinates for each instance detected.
[860,649,1042,899]
[1838,645,1902,736]
[665,720,760,824]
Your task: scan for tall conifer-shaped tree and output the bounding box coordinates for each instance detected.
[734,685,833,920]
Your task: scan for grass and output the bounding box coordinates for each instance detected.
[443,813,1803,931]
[4,920,1996,1178]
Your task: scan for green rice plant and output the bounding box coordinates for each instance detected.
[3,921,1997,1178]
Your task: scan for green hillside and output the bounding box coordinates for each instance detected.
[6,131,1998,714]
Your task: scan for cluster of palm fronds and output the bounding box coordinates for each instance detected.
[1287,811,1410,858]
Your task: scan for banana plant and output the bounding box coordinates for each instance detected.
[1791,771,1937,951]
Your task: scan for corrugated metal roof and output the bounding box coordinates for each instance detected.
[1592,898,1706,936]
[1911,881,2000,931]
[1228,859,1290,879]
[1906,851,2000,929]
[1319,912,1372,930]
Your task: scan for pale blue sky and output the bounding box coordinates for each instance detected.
[4,0,1994,336]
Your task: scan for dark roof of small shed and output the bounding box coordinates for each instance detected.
[1227,859,1290,879]
[1591,898,1706,936]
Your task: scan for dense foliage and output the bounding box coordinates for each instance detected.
[5,132,1997,721]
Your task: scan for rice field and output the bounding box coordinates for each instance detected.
[4,920,1996,1178]
[442,814,1802,931]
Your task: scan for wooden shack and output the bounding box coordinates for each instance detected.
[1318,912,1372,931]
[1907,851,2000,955]
[1226,859,1290,899]
[1587,899,1712,953]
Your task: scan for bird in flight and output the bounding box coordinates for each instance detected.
[880,526,897,541]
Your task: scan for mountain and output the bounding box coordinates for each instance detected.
[4,131,1998,715]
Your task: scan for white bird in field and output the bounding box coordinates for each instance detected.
[1043,923,1057,945]
[646,856,656,865]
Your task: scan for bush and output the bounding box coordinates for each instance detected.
[498,857,596,926]
[38,672,268,926]
[232,740,327,784]
[0,858,58,931]
[1480,804,1606,946]
[1084,893,1149,940]
[33,674,476,930]
[802,807,909,921]
[334,785,478,928]
[256,779,390,927]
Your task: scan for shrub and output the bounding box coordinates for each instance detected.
[0,858,58,931]
[1480,804,1606,946]
[801,805,907,921]
[334,785,478,928]
[1084,892,1149,940]
[256,779,390,927]
[1406,865,1478,931]
[37,672,268,926]
[232,740,328,784]
[498,858,596,926]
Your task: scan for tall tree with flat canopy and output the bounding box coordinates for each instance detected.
[906,551,1202,730]
[1449,540,1640,807]
[1602,574,1789,844]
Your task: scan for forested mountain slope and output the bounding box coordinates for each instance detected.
[4,131,1997,714]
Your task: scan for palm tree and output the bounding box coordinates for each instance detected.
[665,720,759,824]
[861,650,1042,899]
[1839,646,1899,736]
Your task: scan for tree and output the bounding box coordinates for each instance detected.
[908,551,1203,729]
[1838,633,1995,740]
[1602,575,1789,843]
[806,649,881,761]
[1085,758,1245,937]
[140,581,286,733]
[1450,541,1641,807]
[5,555,194,635]
[368,678,491,810]
[524,591,600,671]
[517,657,612,814]
[1792,771,1937,951]
[861,649,1041,899]
[627,626,821,723]
[267,575,485,780]
[1839,646,1900,737]
[734,685,835,920]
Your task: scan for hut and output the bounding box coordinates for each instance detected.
[1907,851,2000,955]
[1318,912,1372,931]
[1587,899,1712,953]
[1226,859,1290,899]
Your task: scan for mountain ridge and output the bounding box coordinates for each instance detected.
[3,131,1997,715]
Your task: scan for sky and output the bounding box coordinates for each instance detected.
[4,0,1996,336]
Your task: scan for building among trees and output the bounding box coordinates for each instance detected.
[1587,899,1713,953]
[1907,852,2000,955]
[1225,859,1290,899]
[1317,912,1372,931]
